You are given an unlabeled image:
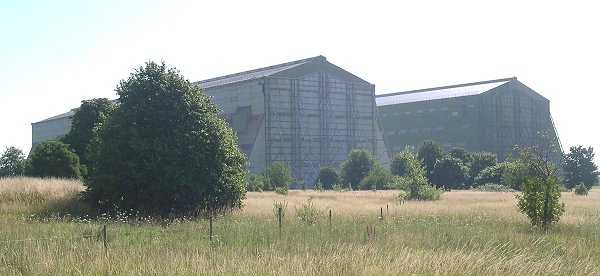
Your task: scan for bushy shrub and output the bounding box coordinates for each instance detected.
[501,161,527,190]
[390,149,412,177]
[246,174,264,192]
[468,152,498,186]
[474,162,509,187]
[517,176,564,229]
[294,200,320,225]
[418,140,446,182]
[314,180,323,191]
[275,187,288,195]
[573,182,589,196]
[358,165,394,190]
[431,157,468,189]
[315,166,339,190]
[388,149,442,200]
[515,133,565,230]
[340,149,378,189]
[332,183,343,192]
[262,161,292,192]
[26,141,82,179]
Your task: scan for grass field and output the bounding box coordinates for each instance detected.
[1,177,600,275]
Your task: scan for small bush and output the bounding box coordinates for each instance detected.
[473,183,516,192]
[299,179,307,191]
[574,183,589,196]
[294,200,321,225]
[402,184,442,201]
[274,187,288,195]
[246,174,265,192]
[332,183,342,192]
[314,180,323,191]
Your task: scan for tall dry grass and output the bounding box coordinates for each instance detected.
[0,177,85,215]
[1,179,600,275]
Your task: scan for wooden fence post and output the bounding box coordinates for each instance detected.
[278,207,283,237]
[103,224,107,256]
[209,216,213,242]
[328,209,332,227]
[380,207,384,220]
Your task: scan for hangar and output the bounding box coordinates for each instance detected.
[376,77,562,160]
[32,56,390,184]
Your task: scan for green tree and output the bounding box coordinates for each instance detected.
[515,132,565,231]
[358,164,394,190]
[390,148,412,177]
[261,161,292,192]
[0,147,26,177]
[61,98,115,173]
[418,140,446,182]
[573,183,589,196]
[388,148,441,200]
[563,146,599,190]
[84,61,247,216]
[473,162,509,187]
[501,160,528,190]
[468,152,497,186]
[246,174,265,192]
[340,149,378,189]
[449,147,473,165]
[315,166,339,190]
[431,156,468,189]
[25,141,82,179]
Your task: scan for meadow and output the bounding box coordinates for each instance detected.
[1,177,599,275]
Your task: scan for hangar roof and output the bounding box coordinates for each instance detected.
[196,55,371,89]
[375,78,514,106]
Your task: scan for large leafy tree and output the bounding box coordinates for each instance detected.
[431,156,468,189]
[61,98,115,173]
[25,141,82,179]
[84,61,247,216]
[418,140,446,182]
[515,132,565,231]
[0,147,26,177]
[340,149,378,190]
[563,146,599,190]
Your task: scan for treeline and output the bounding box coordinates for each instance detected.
[243,139,599,196]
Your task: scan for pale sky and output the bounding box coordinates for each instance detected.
[1,0,598,164]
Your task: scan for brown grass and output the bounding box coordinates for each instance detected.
[1,178,600,274]
[0,177,84,214]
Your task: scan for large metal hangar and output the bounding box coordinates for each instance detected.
[376,77,562,160]
[31,56,390,184]
[197,56,389,183]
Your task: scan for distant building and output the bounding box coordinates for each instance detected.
[31,110,74,148]
[376,77,562,160]
[31,56,389,184]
